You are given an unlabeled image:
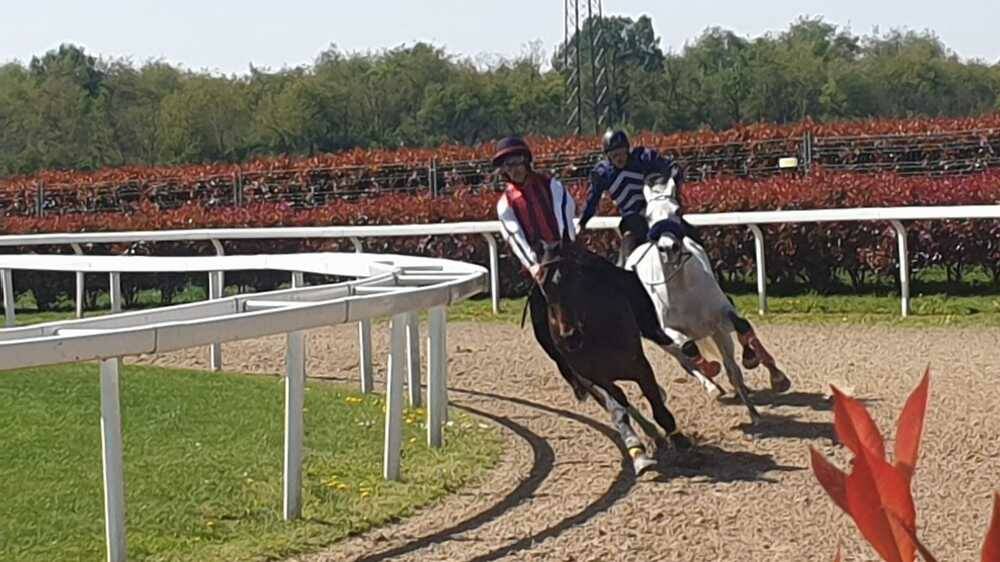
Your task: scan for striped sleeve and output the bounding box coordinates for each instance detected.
[496,195,538,269]
[549,178,576,241]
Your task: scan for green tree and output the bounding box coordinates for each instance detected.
[158,75,251,163]
[94,61,182,166]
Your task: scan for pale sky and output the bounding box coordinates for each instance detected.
[3,0,999,75]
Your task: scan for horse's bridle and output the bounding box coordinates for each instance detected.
[640,186,694,285]
[533,248,565,300]
[642,249,691,287]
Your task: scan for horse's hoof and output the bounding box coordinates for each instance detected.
[703,361,722,379]
[632,455,657,475]
[770,372,792,393]
[669,432,693,450]
[628,445,656,475]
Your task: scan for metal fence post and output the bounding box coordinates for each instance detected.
[406,311,421,407]
[384,313,407,480]
[481,233,500,314]
[350,237,374,394]
[890,220,911,317]
[283,330,306,519]
[209,239,226,370]
[71,243,86,318]
[802,132,813,173]
[429,159,437,197]
[109,272,122,314]
[99,357,127,562]
[427,305,448,446]
[747,225,768,315]
[2,268,15,327]
[36,182,45,217]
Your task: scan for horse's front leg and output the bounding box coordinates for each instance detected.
[591,382,657,475]
[658,326,725,397]
[633,356,692,451]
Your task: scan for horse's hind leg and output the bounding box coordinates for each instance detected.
[724,304,761,370]
[655,326,725,397]
[726,309,791,393]
[711,331,761,422]
[592,383,657,475]
[634,356,693,451]
[662,342,726,398]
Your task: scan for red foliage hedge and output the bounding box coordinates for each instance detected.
[3,169,998,306]
[4,114,1000,194]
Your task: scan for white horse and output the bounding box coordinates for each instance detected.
[625,176,792,421]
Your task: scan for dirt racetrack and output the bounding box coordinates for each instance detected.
[131,321,1000,562]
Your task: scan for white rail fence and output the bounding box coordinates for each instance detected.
[0,251,485,562]
[2,205,999,325]
[1,205,998,561]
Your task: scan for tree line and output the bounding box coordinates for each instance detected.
[1,16,998,177]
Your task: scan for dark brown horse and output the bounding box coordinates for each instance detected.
[535,239,692,474]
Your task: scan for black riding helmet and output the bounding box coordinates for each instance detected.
[602,129,629,153]
[492,136,533,167]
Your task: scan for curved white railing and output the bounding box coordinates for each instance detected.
[0,251,486,562]
[2,205,998,562]
[2,205,998,323]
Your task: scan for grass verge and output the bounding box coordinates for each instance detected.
[448,293,1000,328]
[0,363,502,562]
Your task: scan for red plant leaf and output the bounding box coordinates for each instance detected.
[894,369,930,481]
[984,493,1000,562]
[811,447,849,512]
[886,508,939,562]
[870,457,918,550]
[832,385,886,461]
[843,450,914,562]
[826,383,919,562]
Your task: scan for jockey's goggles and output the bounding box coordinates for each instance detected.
[501,156,529,168]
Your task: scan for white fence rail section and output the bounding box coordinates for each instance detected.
[0,251,485,562]
[1,205,999,323]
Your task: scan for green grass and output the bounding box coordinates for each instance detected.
[6,268,1000,328]
[0,364,502,562]
[450,292,1000,328]
[10,292,1000,328]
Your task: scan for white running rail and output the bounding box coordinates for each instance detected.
[0,251,485,562]
[1,205,998,321]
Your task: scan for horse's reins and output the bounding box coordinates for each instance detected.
[519,254,563,328]
[632,240,692,287]
[639,190,693,287]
